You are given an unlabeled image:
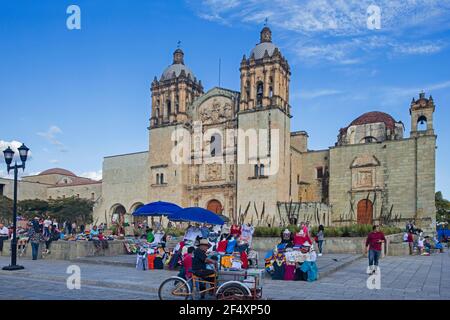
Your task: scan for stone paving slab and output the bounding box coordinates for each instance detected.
[0,251,448,300]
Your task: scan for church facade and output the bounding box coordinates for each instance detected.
[2,27,436,230]
[94,26,437,230]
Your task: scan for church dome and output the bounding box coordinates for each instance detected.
[250,42,278,60]
[160,48,196,81]
[249,26,279,60]
[349,111,397,131]
[161,64,195,81]
[39,168,76,177]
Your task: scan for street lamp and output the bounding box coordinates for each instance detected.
[2,143,29,271]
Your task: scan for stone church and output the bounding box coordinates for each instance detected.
[2,27,436,230]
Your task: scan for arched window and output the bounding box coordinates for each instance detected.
[417,115,427,131]
[254,164,259,177]
[260,164,265,176]
[256,82,263,107]
[156,173,160,184]
[210,133,222,157]
[176,94,179,113]
[160,173,164,184]
[245,81,250,100]
[361,136,378,144]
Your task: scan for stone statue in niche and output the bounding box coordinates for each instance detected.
[206,163,222,181]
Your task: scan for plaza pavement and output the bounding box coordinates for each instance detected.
[0,252,448,300]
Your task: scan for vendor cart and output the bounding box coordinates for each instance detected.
[158,267,264,300]
[215,268,264,300]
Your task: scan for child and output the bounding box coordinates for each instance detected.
[180,246,195,280]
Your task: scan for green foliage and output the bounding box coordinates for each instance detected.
[254,224,401,237]
[436,191,450,223]
[0,195,13,224]
[48,197,94,224]
[18,198,49,219]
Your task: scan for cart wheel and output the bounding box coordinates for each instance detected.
[216,281,251,300]
[158,276,191,300]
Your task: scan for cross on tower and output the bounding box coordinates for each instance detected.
[177,40,181,49]
[264,17,268,27]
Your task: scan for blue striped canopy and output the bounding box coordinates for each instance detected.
[132,201,182,217]
[169,207,225,225]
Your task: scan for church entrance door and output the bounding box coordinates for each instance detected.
[206,199,223,214]
[357,199,373,225]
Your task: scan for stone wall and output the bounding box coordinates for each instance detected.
[236,107,291,225]
[94,151,149,224]
[329,136,436,230]
[0,177,49,201]
[276,202,332,226]
[1,240,127,260]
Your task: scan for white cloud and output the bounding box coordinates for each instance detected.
[189,0,450,64]
[80,170,102,181]
[49,159,60,164]
[37,125,68,152]
[296,89,343,99]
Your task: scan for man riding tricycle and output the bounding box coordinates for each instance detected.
[158,239,263,300]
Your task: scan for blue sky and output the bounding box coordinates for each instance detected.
[0,0,449,198]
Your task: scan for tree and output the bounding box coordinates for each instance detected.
[48,197,94,225]
[18,199,49,220]
[0,196,13,224]
[436,191,450,223]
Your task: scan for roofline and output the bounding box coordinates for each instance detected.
[104,151,148,159]
[47,181,102,189]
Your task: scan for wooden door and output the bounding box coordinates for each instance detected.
[207,199,223,214]
[357,199,373,225]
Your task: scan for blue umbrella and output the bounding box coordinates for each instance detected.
[169,207,225,225]
[133,201,182,217]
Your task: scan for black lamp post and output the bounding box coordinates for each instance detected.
[2,143,29,271]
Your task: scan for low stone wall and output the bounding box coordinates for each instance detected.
[1,240,127,260]
[252,233,405,256]
[252,237,367,254]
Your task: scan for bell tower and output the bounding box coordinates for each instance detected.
[236,26,292,225]
[410,91,435,137]
[150,47,203,128]
[239,26,291,113]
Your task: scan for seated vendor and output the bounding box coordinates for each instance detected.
[192,239,217,299]
[280,228,293,246]
[89,225,99,239]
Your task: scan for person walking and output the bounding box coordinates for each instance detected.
[28,220,45,260]
[365,225,386,275]
[407,230,414,255]
[316,224,325,256]
[0,222,10,255]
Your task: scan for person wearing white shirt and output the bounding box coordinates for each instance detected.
[0,223,10,254]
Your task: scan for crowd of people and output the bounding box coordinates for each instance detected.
[0,216,113,260]
[403,220,445,256]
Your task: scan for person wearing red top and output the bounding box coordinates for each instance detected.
[407,231,414,255]
[183,246,195,279]
[230,224,241,237]
[365,225,386,274]
[216,234,228,253]
[293,230,311,247]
